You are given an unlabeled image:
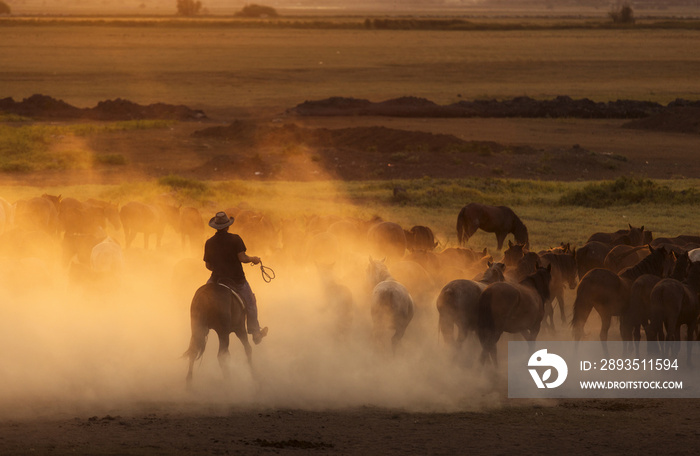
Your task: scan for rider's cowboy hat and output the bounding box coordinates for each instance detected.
[209,211,234,229]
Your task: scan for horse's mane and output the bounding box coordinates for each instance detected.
[619,246,666,281]
[456,205,467,245]
[511,215,529,246]
[520,266,551,302]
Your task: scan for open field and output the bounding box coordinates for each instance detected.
[2,19,700,455]
[3,23,700,113]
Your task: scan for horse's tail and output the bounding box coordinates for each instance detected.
[570,275,595,341]
[183,309,209,361]
[456,206,466,246]
[436,286,456,343]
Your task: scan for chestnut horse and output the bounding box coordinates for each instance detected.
[456,203,529,250]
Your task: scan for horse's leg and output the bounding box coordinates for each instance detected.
[236,331,253,367]
[124,227,135,249]
[495,232,506,251]
[633,324,642,357]
[686,323,695,366]
[543,300,555,331]
[217,331,231,380]
[184,322,208,390]
[599,312,612,342]
[391,322,409,355]
[438,312,455,347]
[557,294,567,325]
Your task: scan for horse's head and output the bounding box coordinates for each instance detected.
[627,224,646,246]
[483,261,506,283]
[367,256,391,286]
[503,241,526,268]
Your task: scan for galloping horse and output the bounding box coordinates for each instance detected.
[184,283,252,388]
[456,203,529,250]
[477,265,552,366]
[572,245,670,342]
[367,257,414,353]
[436,262,506,348]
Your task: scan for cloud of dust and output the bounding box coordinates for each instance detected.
[0,196,523,422]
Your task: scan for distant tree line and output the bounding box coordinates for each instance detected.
[176,0,202,16]
[609,4,635,24]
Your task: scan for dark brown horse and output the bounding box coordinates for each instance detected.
[539,250,578,330]
[404,225,438,252]
[575,241,612,279]
[435,262,506,348]
[571,245,670,342]
[184,283,252,389]
[456,203,529,250]
[648,258,700,360]
[477,265,551,366]
[622,250,689,353]
[587,224,649,247]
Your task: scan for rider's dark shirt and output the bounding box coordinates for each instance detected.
[203,230,247,283]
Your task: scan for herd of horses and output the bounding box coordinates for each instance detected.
[3,195,700,384]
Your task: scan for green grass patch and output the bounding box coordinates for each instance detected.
[0,121,172,172]
[158,174,210,199]
[559,177,700,208]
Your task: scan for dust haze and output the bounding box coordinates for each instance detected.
[0,190,511,422]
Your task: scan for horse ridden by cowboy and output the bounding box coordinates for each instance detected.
[203,211,268,344]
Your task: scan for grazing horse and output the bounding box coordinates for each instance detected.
[572,245,670,342]
[456,203,529,250]
[184,283,252,388]
[477,265,551,366]
[367,257,414,353]
[436,262,506,348]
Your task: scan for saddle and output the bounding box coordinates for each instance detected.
[215,281,246,312]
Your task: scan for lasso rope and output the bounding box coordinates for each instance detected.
[255,260,276,283]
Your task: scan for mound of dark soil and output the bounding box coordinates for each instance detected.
[289,95,666,119]
[0,94,207,121]
[194,120,494,154]
[622,106,700,135]
[191,120,629,181]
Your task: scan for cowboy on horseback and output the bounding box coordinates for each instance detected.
[203,211,268,344]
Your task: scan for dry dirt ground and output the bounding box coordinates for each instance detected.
[3,99,700,455]
[3,96,700,185]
